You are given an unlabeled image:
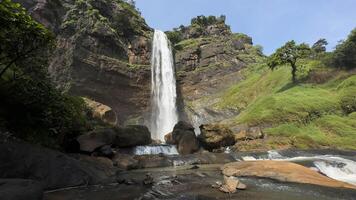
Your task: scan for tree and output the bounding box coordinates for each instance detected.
[331,28,356,69]
[312,38,328,54]
[267,40,310,83]
[0,0,54,78]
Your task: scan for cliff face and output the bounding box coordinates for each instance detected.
[16,0,153,125]
[169,16,264,130]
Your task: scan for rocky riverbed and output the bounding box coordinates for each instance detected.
[44,164,356,200]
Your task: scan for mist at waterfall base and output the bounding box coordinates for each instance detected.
[149,30,178,142]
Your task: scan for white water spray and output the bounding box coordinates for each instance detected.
[150,30,178,141]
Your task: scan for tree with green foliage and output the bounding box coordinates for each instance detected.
[267,40,310,83]
[331,28,356,69]
[312,38,328,54]
[0,0,88,148]
[0,0,54,78]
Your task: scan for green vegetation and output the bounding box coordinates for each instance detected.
[329,28,356,69]
[214,28,356,150]
[267,40,311,83]
[0,0,89,148]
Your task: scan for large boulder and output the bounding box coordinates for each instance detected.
[83,97,117,125]
[114,125,151,147]
[0,142,115,190]
[198,124,235,151]
[177,132,200,155]
[166,121,199,155]
[77,128,117,152]
[222,161,356,190]
[0,179,44,200]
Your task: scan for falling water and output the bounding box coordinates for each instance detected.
[150,30,178,141]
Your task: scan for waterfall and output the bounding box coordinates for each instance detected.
[150,30,178,141]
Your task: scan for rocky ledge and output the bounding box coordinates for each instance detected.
[222,160,356,190]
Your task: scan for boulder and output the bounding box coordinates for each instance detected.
[219,176,238,193]
[234,126,264,141]
[0,179,44,200]
[177,132,200,155]
[83,97,117,125]
[198,124,235,151]
[77,128,117,152]
[170,121,199,155]
[0,142,115,190]
[164,132,174,144]
[222,161,356,190]
[114,125,151,147]
[172,121,195,143]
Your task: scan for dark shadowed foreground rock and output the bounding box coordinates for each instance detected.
[0,142,115,190]
[198,124,235,151]
[0,179,43,200]
[166,121,199,155]
[114,125,151,148]
[222,161,356,190]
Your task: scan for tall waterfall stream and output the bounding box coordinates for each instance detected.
[149,30,178,142]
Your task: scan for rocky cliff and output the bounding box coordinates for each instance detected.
[168,16,264,131]
[15,0,153,125]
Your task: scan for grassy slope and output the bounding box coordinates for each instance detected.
[214,59,356,150]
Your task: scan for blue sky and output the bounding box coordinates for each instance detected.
[135,0,356,55]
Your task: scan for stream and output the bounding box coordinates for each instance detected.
[44,149,356,200]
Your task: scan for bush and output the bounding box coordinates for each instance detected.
[330,28,356,69]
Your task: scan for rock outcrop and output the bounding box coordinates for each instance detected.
[198,124,235,151]
[222,161,356,190]
[15,0,153,125]
[169,15,263,129]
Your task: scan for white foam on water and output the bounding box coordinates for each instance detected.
[133,145,179,155]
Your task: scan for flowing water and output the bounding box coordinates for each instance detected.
[133,145,179,155]
[150,30,178,141]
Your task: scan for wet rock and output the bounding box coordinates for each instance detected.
[219,176,238,193]
[135,155,172,168]
[198,124,235,151]
[143,173,154,185]
[222,161,356,189]
[77,128,117,152]
[112,153,139,170]
[114,125,151,148]
[0,179,44,200]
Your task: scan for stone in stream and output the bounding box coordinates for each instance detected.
[217,176,247,193]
